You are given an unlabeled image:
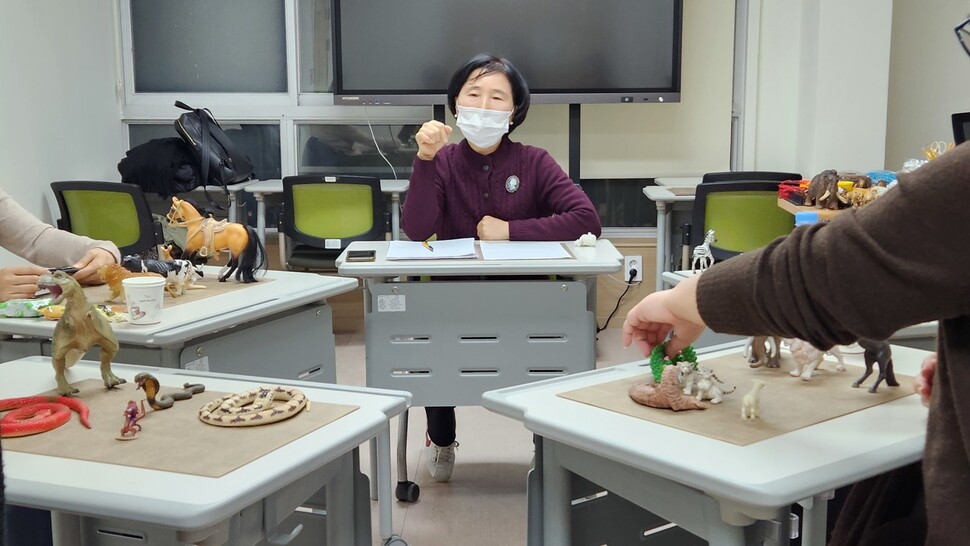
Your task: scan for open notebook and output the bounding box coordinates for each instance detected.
[385,238,477,260]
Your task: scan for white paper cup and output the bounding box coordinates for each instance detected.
[122,276,166,325]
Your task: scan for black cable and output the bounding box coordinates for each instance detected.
[597,268,638,333]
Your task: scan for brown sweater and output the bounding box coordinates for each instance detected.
[697,143,970,544]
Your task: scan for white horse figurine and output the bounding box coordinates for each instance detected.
[691,229,716,272]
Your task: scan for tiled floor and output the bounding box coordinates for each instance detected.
[334,327,647,546]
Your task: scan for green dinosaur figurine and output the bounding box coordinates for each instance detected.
[38,271,125,395]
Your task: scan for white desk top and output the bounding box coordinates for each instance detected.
[642,185,698,203]
[0,268,356,347]
[483,342,928,509]
[336,239,623,277]
[654,176,703,187]
[0,356,410,532]
[244,179,409,195]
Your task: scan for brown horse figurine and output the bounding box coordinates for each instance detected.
[166,197,266,283]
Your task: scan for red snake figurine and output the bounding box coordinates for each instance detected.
[0,396,92,438]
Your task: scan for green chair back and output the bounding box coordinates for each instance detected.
[61,190,142,248]
[703,192,794,253]
[292,184,375,239]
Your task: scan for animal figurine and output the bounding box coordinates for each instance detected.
[37,271,125,395]
[121,256,204,297]
[741,380,766,420]
[788,339,846,381]
[691,229,716,272]
[853,338,899,393]
[805,169,845,210]
[630,365,707,412]
[118,399,147,440]
[677,362,697,395]
[693,366,735,404]
[648,342,698,383]
[166,197,266,283]
[98,264,165,302]
[744,335,782,368]
[134,372,206,410]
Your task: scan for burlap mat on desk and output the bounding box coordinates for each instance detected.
[83,274,273,309]
[558,352,915,446]
[3,379,357,478]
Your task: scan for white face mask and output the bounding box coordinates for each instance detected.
[456,106,511,149]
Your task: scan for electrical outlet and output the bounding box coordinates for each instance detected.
[623,255,643,282]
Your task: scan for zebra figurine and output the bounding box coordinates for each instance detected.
[691,229,716,272]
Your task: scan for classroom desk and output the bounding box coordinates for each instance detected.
[244,179,410,245]
[642,185,697,291]
[776,198,844,221]
[0,267,356,383]
[336,239,623,405]
[482,342,929,546]
[0,357,409,546]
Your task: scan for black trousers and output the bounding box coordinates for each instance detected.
[425,406,456,446]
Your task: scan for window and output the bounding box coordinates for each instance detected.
[130,0,287,93]
[296,123,421,180]
[297,0,333,93]
[579,179,658,228]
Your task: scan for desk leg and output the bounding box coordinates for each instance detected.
[50,511,82,546]
[528,436,544,546]
[391,192,401,241]
[376,424,402,543]
[228,191,238,224]
[798,491,833,546]
[655,201,668,292]
[325,453,356,546]
[255,192,266,246]
[542,441,571,545]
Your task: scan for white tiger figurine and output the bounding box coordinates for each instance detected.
[787,339,847,381]
[694,366,735,404]
[677,362,697,395]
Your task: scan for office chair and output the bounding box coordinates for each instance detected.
[690,180,796,262]
[280,175,386,270]
[701,171,802,184]
[50,181,164,257]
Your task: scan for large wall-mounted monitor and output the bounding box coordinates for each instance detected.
[332,0,682,106]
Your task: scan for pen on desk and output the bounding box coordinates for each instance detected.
[422,240,434,252]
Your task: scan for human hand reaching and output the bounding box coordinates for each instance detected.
[0,264,49,301]
[415,120,453,161]
[622,275,706,358]
[913,352,937,407]
[71,248,116,285]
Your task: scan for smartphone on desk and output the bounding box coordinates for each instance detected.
[48,266,80,275]
[346,249,377,262]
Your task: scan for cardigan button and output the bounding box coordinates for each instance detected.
[484,192,490,199]
[482,164,490,172]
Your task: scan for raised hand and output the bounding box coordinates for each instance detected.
[415,120,453,161]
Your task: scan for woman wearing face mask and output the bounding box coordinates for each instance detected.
[401,54,602,483]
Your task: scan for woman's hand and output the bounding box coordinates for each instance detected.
[913,353,937,407]
[415,120,452,161]
[71,248,116,285]
[0,264,49,301]
[622,275,706,358]
[477,215,510,240]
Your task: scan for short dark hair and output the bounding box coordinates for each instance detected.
[447,54,530,133]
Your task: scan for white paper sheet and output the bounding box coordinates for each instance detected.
[385,238,477,260]
[479,241,572,260]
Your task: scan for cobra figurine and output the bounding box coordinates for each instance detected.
[134,372,205,410]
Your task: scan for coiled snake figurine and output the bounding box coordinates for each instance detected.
[198,385,309,427]
[134,372,205,410]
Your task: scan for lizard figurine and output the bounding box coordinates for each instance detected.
[38,271,125,395]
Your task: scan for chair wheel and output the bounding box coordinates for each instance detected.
[395,480,420,502]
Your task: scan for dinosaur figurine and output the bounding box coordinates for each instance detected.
[38,271,125,395]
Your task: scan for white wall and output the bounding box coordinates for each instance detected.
[0,0,127,267]
[744,0,893,176]
[885,0,970,170]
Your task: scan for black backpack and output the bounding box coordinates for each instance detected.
[174,101,254,207]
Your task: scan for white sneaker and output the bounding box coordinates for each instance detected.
[427,441,458,482]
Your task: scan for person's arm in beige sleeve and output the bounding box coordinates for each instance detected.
[0,189,119,299]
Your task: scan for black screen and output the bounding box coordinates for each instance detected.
[332,0,682,105]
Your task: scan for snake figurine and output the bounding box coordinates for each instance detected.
[134,372,206,410]
[198,386,309,427]
[0,396,92,438]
